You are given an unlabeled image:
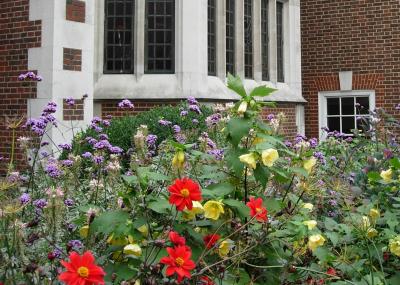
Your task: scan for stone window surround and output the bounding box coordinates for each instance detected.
[94,0,303,102]
[318,90,376,139]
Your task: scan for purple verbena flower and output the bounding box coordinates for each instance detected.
[118,99,134,109]
[266,114,275,121]
[172,125,181,134]
[207,149,224,160]
[92,155,104,165]
[64,198,74,207]
[58,143,72,151]
[65,97,75,106]
[158,119,172,126]
[67,240,83,250]
[20,193,31,205]
[82,152,92,158]
[187,96,198,105]
[180,110,188,117]
[205,113,222,127]
[61,159,74,167]
[192,119,199,124]
[109,146,123,154]
[189,104,202,114]
[34,199,48,209]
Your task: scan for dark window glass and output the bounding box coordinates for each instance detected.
[226,0,235,76]
[208,0,216,76]
[244,0,253,78]
[327,98,340,115]
[356,97,370,115]
[328,117,340,133]
[145,0,175,73]
[342,117,355,134]
[276,1,284,82]
[341,97,354,115]
[104,0,134,73]
[261,0,269,81]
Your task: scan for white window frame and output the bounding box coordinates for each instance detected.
[318,90,375,139]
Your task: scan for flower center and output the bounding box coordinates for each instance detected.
[77,266,89,278]
[180,188,190,198]
[175,257,185,267]
[256,207,262,213]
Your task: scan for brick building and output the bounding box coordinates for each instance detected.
[0,0,304,168]
[301,0,400,138]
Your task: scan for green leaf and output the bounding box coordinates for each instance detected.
[264,198,283,214]
[202,183,235,199]
[227,73,247,98]
[313,247,336,262]
[292,167,309,178]
[390,157,400,169]
[148,197,171,214]
[223,199,249,219]
[250,85,277,97]
[254,165,269,188]
[367,171,381,181]
[324,217,338,231]
[122,175,138,185]
[91,211,130,235]
[227,117,252,146]
[326,232,340,246]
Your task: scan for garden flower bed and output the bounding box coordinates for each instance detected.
[0,74,399,285]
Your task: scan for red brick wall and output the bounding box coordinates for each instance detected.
[301,0,400,138]
[0,0,41,169]
[63,99,84,121]
[63,48,82,71]
[66,0,86,23]
[99,100,299,139]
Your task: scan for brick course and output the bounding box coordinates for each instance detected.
[63,99,84,121]
[301,0,400,138]
[0,0,41,170]
[63,48,82,71]
[66,0,86,23]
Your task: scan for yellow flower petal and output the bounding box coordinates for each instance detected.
[261,148,279,167]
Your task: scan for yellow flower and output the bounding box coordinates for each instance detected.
[303,220,318,230]
[308,234,325,251]
[252,137,265,146]
[261,148,279,167]
[304,158,317,174]
[369,208,380,221]
[380,169,392,183]
[302,203,314,211]
[138,225,149,237]
[123,244,142,256]
[237,101,248,114]
[172,150,185,169]
[361,216,371,231]
[218,239,234,257]
[367,228,378,238]
[204,200,225,220]
[389,236,400,257]
[239,152,258,169]
[107,234,133,246]
[182,201,204,220]
[79,225,90,238]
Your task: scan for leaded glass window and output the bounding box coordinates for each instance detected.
[261,0,269,81]
[277,1,284,82]
[208,0,216,75]
[145,0,175,73]
[226,0,235,76]
[104,0,134,73]
[244,0,253,78]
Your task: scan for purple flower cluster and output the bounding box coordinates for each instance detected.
[67,240,83,250]
[82,152,92,158]
[118,99,134,109]
[92,155,104,165]
[172,125,181,134]
[45,160,63,178]
[158,119,172,126]
[34,199,48,209]
[58,143,72,151]
[180,110,188,117]
[64,198,74,207]
[313,151,326,165]
[189,104,202,115]
[20,193,31,205]
[187,97,198,105]
[207,149,224,160]
[205,113,222,127]
[109,146,123,154]
[25,102,57,135]
[309,138,318,148]
[18,71,43,82]
[65,97,75,106]
[146,134,158,157]
[266,114,275,121]
[61,159,74,167]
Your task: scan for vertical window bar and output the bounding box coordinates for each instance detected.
[276,1,284,82]
[261,0,269,81]
[226,0,235,76]
[208,0,216,75]
[104,0,135,74]
[244,0,253,79]
[145,0,175,74]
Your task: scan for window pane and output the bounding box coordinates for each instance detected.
[341,97,354,115]
[276,2,284,82]
[327,117,340,132]
[104,0,134,73]
[226,0,235,76]
[244,0,253,78]
[208,0,216,75]
[261,0,269,81]
[356,97,370,115]
[357,117,370,131]
[327,98,340,115]
[342,117,355,134]
[146,0,175,73]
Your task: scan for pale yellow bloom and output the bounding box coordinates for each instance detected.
[123,244,142,256]
[304,158,317,174]
[218,239,234,257]
[302,203,314,211]
[308,234,325,251]
[389,236,400,257]
[182,201,204,220]
[252,137,265,146]
[361,216,371,231]
[172,150,185,169]
[237,101,248,114]
[369,208,380,221]
[138,225,149,237]
[204,200,225,220]
[239,152,258,169]
[380,169,393,183]
[303,220,318,230]
[367,228,378,238]
[79,225,90,238]
[261,148,279,167]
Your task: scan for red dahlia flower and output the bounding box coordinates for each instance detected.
[203,234,220,249]
[58,251,105,285]
[168,178,202,211]
[169,231,186,246]
[246,197,268,222]
[160,245,196,283]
